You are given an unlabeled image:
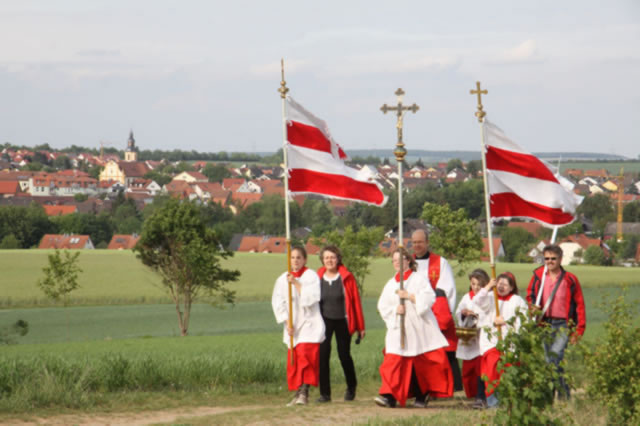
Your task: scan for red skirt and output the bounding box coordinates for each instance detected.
[481,348,501,396]
[287,343,320,391]
[379,348,453,407]
[462,356,481,398]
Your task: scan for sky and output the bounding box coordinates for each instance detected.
[0,0,638,158]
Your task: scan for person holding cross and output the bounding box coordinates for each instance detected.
[410,229,462,395]
[526,244,586,399]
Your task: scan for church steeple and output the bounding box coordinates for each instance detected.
[125,129,138,162]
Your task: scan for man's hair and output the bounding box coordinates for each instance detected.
[319,245,343,266]
[468,268,490,287]
[411,229,429,241]
[543,245,563,258]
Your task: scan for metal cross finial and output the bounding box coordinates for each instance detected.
[380,88,419,162]
[278,58,289,99]
[470,81,488,122]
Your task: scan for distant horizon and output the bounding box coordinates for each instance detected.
[3,142,635,162]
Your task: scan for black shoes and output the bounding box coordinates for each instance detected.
[344,388,356,401]
[316,394,331,403]
[374,394,397,408]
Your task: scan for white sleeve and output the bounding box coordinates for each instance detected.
[298,270,321,308]
[271,274,288,324]
[377,279,399,330]
[473,287,493,313]
[437,257,457,313]
[414,275,436,317]
[455,294,469,324]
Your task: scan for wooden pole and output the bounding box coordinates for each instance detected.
[470,81,502,339]
[278,59,294,364]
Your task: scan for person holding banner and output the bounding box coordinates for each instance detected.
[473,272,527,408]
[316,245,365,403]
[526,245,586,399]
[272,246,325,406]
[374,248,453,408]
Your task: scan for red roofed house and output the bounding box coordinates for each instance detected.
[172,171,208,183]
[559,234,605,265]
[39,234,94,249]
[507,221,543,237]
[231,192,263,210]
[43,205,78,216]
[108,234,140,250]
[0,180,21,198]
[222,178,246,192]
[236,235,287,253]
[482,237,505,261]
[163,180,197,200]
[636,243,640,263]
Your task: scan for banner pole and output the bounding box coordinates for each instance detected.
[471,81,501,339]
[278,59,294,364]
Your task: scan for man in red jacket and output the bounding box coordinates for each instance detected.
[411,229,462,397]
[527,244,586,399]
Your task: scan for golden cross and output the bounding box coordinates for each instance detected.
[469,81,488,122]
[380,88,419,162]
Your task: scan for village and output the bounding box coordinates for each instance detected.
[1,133,639,266]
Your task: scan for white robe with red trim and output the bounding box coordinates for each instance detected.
[378,271,448,357]
[272,268,325,347]
[473,287,527,355]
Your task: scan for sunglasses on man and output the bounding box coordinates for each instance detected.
[544,257,557,261]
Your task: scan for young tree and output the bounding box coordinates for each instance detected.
[37,250,83,306]
[313,225,384,294]
[202,163,231,183]
[134,199,240,336]
[421,202,483,276]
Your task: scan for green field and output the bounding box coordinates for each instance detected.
[1,250,638,422]
[2,250,639,307]
[559,160,640,174]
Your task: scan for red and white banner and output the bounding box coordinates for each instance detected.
[285,97,387,206]
[484,120,583,226]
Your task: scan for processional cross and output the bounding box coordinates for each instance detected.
[380,88,419,349]
[470,81,488,123]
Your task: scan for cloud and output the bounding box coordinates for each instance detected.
[75,49,121,58]
[249,59,313,77]
[495,39,542,64]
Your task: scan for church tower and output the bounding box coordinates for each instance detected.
[124,130,138,162]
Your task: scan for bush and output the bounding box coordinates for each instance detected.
[491,311,562,426]
[581,287,640,424]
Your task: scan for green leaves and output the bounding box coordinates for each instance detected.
[314,225,384,294]
[134,199,240,335]
[420,202,483,276]
[581,287,640,424]
[37,249,82,305]
[491,311,561,425]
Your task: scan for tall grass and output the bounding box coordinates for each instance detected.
[0,330,387,412]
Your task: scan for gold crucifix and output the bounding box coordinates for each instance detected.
[470,81,488,123]
[380,88,419,162]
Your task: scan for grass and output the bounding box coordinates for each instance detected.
[559,160,640,174]
[2,250,640,307]
[4,284,638,345]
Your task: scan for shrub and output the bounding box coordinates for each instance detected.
[491,311,562,426]
[581,287,640,424]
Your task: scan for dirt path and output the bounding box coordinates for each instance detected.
[4,397,472,425]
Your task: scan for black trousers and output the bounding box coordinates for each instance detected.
[319,317,357,397]
[447,350,464,392]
